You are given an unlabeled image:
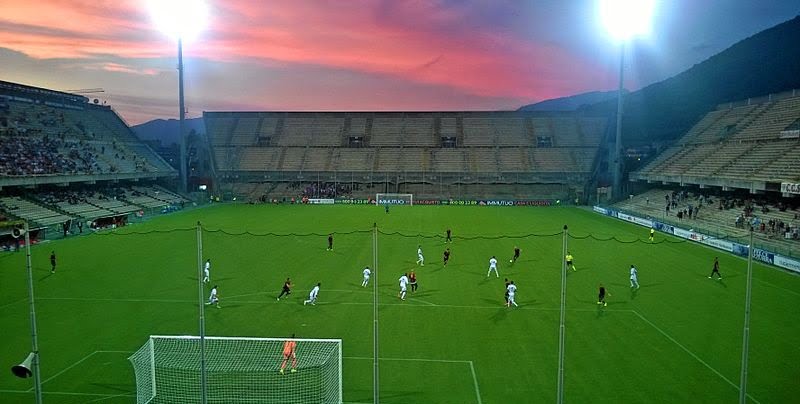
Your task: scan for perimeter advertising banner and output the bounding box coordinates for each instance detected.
[592,206,800,274]
[780,182,800,194]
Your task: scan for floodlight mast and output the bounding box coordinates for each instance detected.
[148,0,208,194]
[599,0,654,200]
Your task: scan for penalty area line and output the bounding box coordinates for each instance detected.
[632,310,761,404]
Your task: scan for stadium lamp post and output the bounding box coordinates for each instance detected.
[599,0,655,200]
[7,221,42,404]
[149,0,208,194]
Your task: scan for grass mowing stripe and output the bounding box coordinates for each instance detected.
[632,310,762,404]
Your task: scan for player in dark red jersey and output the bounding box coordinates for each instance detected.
[445,228,452,243]
[277,278,292,300]
[409,271,418,293]
[443,248,451,266]
[504,278,511,304]
[510,246,520,264]
[50,251,57,273]
[327,234,333,251]
[597,284,609,307]
[708,257,722,279]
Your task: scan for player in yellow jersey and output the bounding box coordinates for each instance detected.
[649,228,655,242]
[565,252,576,271]
[279,334,298,374]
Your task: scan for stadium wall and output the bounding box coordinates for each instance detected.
[592,206,800,274]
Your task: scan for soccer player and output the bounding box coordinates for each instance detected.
[327,234,333,251]
[446,228,452,243]
[384,204,389,214]
[279,334,298,374]
[565,252,576,272]
[597,284,610,306]
[510,246,520,263]
[50,251,56,273]
[506,281,518,307]
[504,278,510,303]
[443,248,451,266]
[629,265,640,289]
[487,256,499,278]
[362,266,371,287]
[649,228,655,242]
[416,245,424,266]
[277,278,292,300]
[398,273,409,300]
[203,259,211,283]
[409,271,418,293]
[709,257,722,280]
[206,285,220,308]
[304,283,321,305]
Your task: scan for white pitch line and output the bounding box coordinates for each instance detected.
[632,310,762,404]
[469,361,483,404]
[344,356,470,363]
[36,351,98,389]
[0,389,135,398]
[35,296,632,312]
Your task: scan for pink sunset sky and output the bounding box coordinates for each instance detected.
[1,0,797,124]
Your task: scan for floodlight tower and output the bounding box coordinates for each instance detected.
[599,0,655,200]
[149,0,208,194]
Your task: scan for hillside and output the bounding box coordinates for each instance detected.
[131,117,205,145]
[518,90,623,112]
[584,15,800,143]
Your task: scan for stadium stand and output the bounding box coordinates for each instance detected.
[614,189,799,256]
[632,91,800,189]
[206,111,608,201]
[0,81,176,185]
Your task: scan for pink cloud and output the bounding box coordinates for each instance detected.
[0,0,619,115]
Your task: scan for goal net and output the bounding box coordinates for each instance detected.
[128,335,342,404]
[376,193,413,206]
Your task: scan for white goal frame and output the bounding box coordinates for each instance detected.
[128,335,343,404]
[376,193,413,206]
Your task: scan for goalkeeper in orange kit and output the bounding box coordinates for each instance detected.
[279,334,298,374]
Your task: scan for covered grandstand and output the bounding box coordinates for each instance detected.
[631,90,800,192]
[205,111,609,201]
[0,81,185,240]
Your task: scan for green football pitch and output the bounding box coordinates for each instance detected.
[1,204,798,403]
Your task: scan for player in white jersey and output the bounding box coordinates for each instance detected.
[362,266,372,287]
[206,285,220,308]
[487,256,499,277]
[416,246,424,266]
[506,281,518,307]
[629,265,640,289]
[398,273,409,300]
[203,259,211,283]
[304,283,321,305]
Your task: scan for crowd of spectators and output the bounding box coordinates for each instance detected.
[662,190,706,220]
[0,135,99,176]
[290,182,356,199]
[1,101,157,176]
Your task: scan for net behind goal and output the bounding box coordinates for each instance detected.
[376,193,413,206]
[128,335,342,404]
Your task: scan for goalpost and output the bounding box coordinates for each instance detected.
[128,335,342,404]
[376,193,413,206]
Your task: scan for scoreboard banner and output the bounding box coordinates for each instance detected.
[781,182,800,194]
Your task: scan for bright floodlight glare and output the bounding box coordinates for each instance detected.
[148,0,208,41]
[599,0,655,41]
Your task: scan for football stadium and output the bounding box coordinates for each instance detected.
[1,1,799,403]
